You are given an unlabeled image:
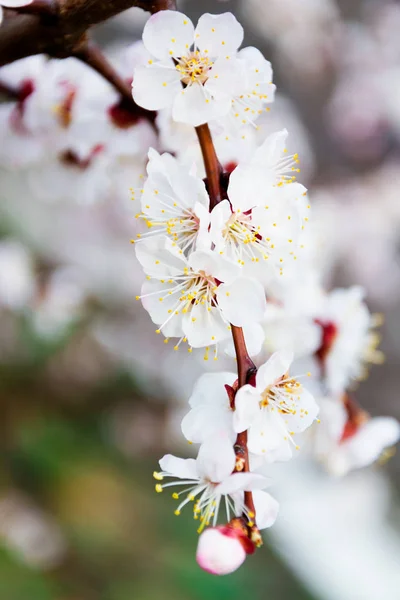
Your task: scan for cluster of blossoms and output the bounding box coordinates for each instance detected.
[1,4,399,579]
[0,53,156,205]
[129,10,400,575]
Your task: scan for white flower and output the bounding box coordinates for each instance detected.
[314,397,400,476]
[234,351,319,459]
[181,371,237,443]
[132,11,245,126]
[224,46,276,131]
[0,0,32,24]
[135,235,267,350]
[315,286,384,394]
[153,436,268,531]
[207,130,309,281]
[134,149,210,253]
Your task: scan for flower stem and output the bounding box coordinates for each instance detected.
[195,123,222,210]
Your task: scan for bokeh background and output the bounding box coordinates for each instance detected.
[1,0,400,598]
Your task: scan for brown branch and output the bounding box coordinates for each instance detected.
[195,123,222,210]
[73,40,133,104]
[231,325,256,388]
[0,0,176,67]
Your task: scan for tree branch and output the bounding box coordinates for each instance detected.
[0,0,176,67]
[73,40,132,101]
[195,123,222,209]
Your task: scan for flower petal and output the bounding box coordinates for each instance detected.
[194,13,244,56]
[182,302,230,348]
[2,0,33,6]
[135,235,186,278]
[205,56,244,98]
[216,472,267,495]
[217,277,267,326]
[159,454,198,479]
[196,435,236,483]
[189,372,237,408]
[181,405,236,444]
[247,410,289,456]
[189,249,240,284]
[256,350,293,389]
[132,64,181,111]
[143,11,195,60]
[172,82,231,126]
[196,528,246,575]
[209,200,232,249]
[139,279,184,338]
[284,389,319,433]
[233,385,261,433]
[252,490,279,529]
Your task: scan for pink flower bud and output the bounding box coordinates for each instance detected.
[196,525,253,576]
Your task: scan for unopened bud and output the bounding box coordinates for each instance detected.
[196,520,255,576]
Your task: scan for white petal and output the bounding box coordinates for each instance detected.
[196,435,236,483]
[132,64,181,111]
[143,11,194,60]
[159,454,198,479]
[252,129,288,169]
[2,0,33,6]
[188,249,240,284]
[172,82,230,127]
[194,202,212,250]
[339,417,400,473]
[181,405,236,444]
[189,371,236,408]
[256,350,293,389]
[284,389,319,433]
[217,277,267,326]
[227,164,265,212]
[205,56,244,98]
[182,303,230,348]
[252,490,279,529]
[216,472,267,495]
[135,236,186,278]
[247,411,289,456]
[209,200,232,249]
[196,528,246,575]
[139,280,184,338]
[194,13,244,56]
[233,385,261,433]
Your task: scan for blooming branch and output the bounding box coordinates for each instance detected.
[0,0,176,67]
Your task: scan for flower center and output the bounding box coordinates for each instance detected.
[222,211,271,265]
[176,52,213,85]
[260,377,302,411]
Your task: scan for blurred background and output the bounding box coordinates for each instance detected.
[1,0,400,598]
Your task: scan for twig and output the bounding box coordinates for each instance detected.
[195,123,222,210]
[73,40,133,105]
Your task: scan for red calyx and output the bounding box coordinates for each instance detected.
[220,519,256,555]
[60,143,104,170]
[315,320,338,364]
